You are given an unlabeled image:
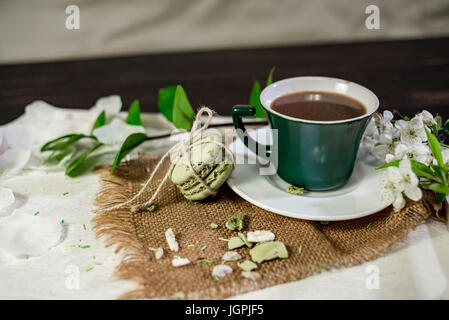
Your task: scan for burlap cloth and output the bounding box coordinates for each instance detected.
[93,157,435,300]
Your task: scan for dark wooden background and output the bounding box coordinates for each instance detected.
[1,37,449,125]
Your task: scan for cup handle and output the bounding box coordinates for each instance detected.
[232,105,271,159]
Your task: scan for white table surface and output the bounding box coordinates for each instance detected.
[1,106,448,300]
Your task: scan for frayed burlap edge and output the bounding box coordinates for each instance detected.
[92,160,436,300]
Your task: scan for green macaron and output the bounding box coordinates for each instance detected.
[170,130,233,201]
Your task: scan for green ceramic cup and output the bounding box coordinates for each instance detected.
[232,76,379,190]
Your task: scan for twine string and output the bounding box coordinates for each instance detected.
[103,106,235,213]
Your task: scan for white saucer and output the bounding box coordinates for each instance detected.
[227,127,390,221]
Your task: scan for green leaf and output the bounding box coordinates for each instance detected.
[444,119,449,135]
[158,86,177,122]
[266,67,275,87]
[110,133,148,174]
[249,81,266,119]
[43,146,76,166]
[435,115,442,129]
[65,142,103,177]
[428,183,449,195]
[126,100,142,126]
[40,134,90,152]
[91,110,106,133]
[426,128,444,168]
[172,85,195,130]
[431,115,442,136]
[410,160,437,181]
[376,160,400,170]
[431,164,448,185]
[158,85,195,130]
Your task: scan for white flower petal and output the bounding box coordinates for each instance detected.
[396,120,409,130]
[418,110,435,126]
[381,188,395,205]
[409,117,424,129]
[399,158,412,174]
[385,154,396,163]
[392,193,406,211]
[416,127,428,142]
[404,185,422,202]
[379,132,393,144]
[394,144,408,158]
[364,118,377,136]
[373,144,394,162]
[386,167,403,184]
[382,110,394,122]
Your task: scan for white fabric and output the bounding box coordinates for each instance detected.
[0,106,448,299]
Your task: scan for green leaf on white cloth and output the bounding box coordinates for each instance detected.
[40,134,90,152]
[43,146,76,166]
[91,110,106,134]
[126,100,142,126]
[110,133,147,174]
[65,142,103,177]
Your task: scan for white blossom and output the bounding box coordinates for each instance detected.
[396,117,427,145]
[372,140,395,163]
[380,159,422,211]
[385,143,432,165]
[417,110,436,127]
[377,110,394,134]
[406,143,432,164]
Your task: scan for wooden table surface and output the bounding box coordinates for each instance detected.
[1,37,449,125]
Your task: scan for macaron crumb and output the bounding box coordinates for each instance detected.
[286,185,304,195]
[146,203,156,212]
[210,222,219,229]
